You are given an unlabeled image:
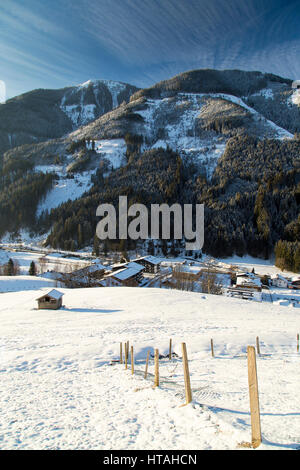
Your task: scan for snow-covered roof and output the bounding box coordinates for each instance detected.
[37,289,64,301]
[105,262,145,281]
[86,263,106,273]
[126,262,146,271]
[110,261,145,272]
[134,256,161,265]
[109,267,143,281]
[236,277,261,288]
[71,263,106,277]
[271,274,288,281]
[236,272,257,278]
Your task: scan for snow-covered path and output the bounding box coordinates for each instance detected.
[0,288,299,450]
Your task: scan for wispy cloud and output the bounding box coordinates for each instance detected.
[69,0,300,78]
[1,0,300,97]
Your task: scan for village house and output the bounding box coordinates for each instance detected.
[133,256,161,274]
[36,290,64,310]
[226,272,262,302]
[103,262,145,287]
[271,274,289,288]
[61,262,107,288]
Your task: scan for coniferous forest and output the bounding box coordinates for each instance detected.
[1,69,299,271]
[31,135,300,269]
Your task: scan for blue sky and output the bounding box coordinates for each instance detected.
[1,0,300,98]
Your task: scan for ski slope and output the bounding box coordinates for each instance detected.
[0,287,299,450]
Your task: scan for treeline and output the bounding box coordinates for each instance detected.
[192,136,300,260]
[0,170,55,238]
[0,258,20,276]
[274,240,300,272]
[131,70,289,101]
[40,147,184,251]
[31,135,300,272]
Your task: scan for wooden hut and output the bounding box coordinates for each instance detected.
[36,289,64,310]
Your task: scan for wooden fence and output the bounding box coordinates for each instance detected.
[115,333,299,449]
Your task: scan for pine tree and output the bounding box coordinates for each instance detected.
[5,258,14,276]
[29,261,37,276]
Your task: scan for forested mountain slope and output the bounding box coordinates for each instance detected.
[1,69,299,268]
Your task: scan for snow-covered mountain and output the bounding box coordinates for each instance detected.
[1,69,300,250]
[59,79,138,128]
[0,80,139,154]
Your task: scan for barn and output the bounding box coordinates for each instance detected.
[36,290,64,310]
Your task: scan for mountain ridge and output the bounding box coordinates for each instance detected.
[0,79,139,155]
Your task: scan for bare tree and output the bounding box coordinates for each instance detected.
[200,271,222,295]
[39,256,47,274]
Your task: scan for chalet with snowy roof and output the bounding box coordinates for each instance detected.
[36,290,64,310]
[271,274,289,288]
[61,262,107,288]
[226,273,262,302]
[103,262,145,287]
[133,256,161,274]
[236,272,262,288]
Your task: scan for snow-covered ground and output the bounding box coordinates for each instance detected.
[61,103,97,127]
[138,95,227,179]
[92,139,127,169]
[0,249,90,281]
[250,88,274,100]
[60,79,129,127]
[136,92,293,181]
[217,254,296,277]
[0,287,299,450]
[0,276,61,293]
[206,93,294,140]
[291,88,300,107]
[77,79,128,110]
[36,172,93,217]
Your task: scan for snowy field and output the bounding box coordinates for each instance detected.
[0,276,60,293]
[36,172,93,217]
[0,287,299,450]
[217,254,297,277]
[93,139,127,169]
[0,249,90,283]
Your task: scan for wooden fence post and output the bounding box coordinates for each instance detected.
[120,342,123,364]
[144,350,150,379]
[169,338,172,361]
[126,341,129,361]
[154,349,159,387]
[256,337,261,356]
[247,346,262,448]
[211,339,215,358]
[182,343,192,405]
[125,342,128,370]
[131,346,134,375]
[297,334,299,353]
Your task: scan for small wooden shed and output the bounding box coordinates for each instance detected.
[36,289,64,310]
